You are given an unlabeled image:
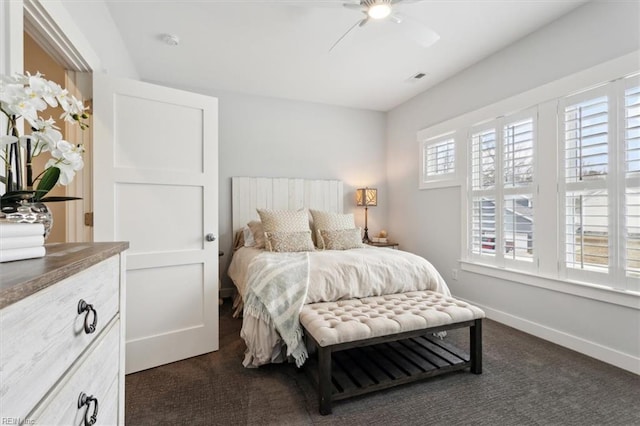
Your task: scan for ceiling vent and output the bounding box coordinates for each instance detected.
[406,72,428,83]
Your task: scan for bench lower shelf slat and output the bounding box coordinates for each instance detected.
[306,317,483,415]
[306,334,471,402]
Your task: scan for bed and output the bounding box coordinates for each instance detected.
[228,177,454,368]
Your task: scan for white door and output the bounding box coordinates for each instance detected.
[92,73,219,373]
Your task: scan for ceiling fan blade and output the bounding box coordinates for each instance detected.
[343,3,365,11]
[329,18,367,52]
[391,12,439,48]
[388,12,403,24]
[391,0,426,4]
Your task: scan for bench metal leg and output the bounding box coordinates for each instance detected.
[318,346,332,415]
[470,319,483,374]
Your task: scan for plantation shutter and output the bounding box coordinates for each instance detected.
[469,115,536,265]
[503,117,535,261]
[565,192,609,272]
[624,82,640,279]
[419,132,460,189]
[470,127,497,257]
[564,95,609,182]
[562,88,610,275]
[425,138,455,177]
[471,197,496,256]
[471,129,497,190]
[503,118,534,187]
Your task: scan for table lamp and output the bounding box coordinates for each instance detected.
[356,187,377,243]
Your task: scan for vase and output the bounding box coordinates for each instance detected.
[4,201,53,239]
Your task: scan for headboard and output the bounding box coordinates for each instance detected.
[232,177,344,233]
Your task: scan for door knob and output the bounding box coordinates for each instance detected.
[205,233,216,242]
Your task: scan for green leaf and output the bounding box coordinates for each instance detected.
[39,196,82,202]
[1,190,36,202]
[35,167,60,201]
[1,191,35,210]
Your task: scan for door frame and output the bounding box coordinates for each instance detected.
[3,0,101,242]
[0,0,23,76]
[22,0,99,73]
[0,0,24,197]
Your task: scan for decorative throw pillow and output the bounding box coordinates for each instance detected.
[265,230,315,252]
[247,220,266,249]
[319,228,364,250]
[310,210,355,230]
[309,210,356,245]
[257,209,311,233]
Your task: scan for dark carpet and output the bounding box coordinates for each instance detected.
[126,301,640,425]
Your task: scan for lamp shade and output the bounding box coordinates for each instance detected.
[356,188,377,207]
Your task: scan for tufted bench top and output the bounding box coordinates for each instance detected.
[300,290,485,347]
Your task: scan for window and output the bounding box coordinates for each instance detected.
[624,80,640,281]
[559,77,640,291]
[470,126,497,257]
[469,111,536,268]
[471,128,496,190]
[425,138,455,176]
[419,133,459,189]
[418,57,639,296]
[561,88,610,277]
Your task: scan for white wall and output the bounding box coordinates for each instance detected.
[387,1,640,373]
[50,0,139,79]
[217,91,387,293]
[166,85,388,294]
[26,0,387,295]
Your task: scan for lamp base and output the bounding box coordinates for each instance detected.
[362,227,370,243]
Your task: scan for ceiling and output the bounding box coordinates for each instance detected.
[103,0,588,111]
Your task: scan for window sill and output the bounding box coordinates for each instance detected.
[459,260,639,309]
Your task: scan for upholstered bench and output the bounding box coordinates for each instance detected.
[299,290,485,415]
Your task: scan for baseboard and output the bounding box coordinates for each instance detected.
[465,300,639,375]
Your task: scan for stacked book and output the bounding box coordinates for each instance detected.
[0,222,46,262]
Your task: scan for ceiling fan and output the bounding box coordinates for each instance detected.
[329,0,439,52]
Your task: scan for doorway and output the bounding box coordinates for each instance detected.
[20,2,220,373]
[23,31,93,243]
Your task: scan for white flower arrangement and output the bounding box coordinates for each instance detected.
[0,72,89,209]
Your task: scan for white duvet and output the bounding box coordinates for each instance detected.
[228,246,451,367]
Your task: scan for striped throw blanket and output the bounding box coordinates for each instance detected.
[242,252,310,367]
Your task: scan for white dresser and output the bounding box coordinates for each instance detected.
[0,242,128,425]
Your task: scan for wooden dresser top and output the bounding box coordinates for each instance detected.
[0,242,129,309]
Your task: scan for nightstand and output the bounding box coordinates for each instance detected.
[365,241,399,249]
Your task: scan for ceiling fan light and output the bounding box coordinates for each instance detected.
[368,4,391,20]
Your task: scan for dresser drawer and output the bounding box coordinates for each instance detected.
[0,255,120,420]
[32,319,121,425]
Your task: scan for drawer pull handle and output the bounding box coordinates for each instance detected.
[78,392,99,425]
[77,300,98,334]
